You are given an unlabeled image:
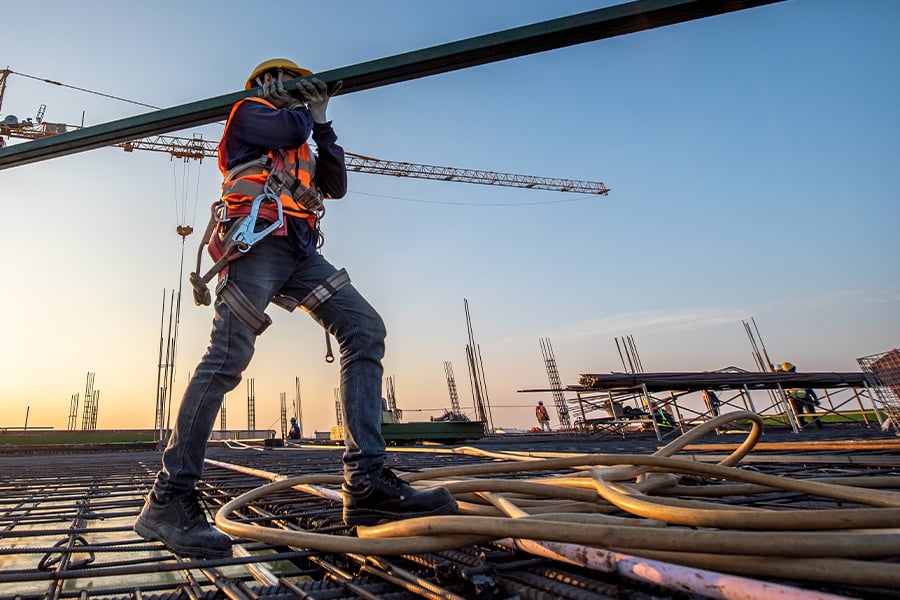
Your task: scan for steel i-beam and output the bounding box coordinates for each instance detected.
[0,0,784,170]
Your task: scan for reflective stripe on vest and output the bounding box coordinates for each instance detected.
[218,97,321,226]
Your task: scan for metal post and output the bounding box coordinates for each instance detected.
[848,387,871,427]
[864,382,884,425]
[280,392,287,440]
[294,375,303,436]
[641,384,662,441]
[247,378,256,433]
[668,390,686,434]
[741,385,757,413]
[575,391,586,431]
[777,383,801,434]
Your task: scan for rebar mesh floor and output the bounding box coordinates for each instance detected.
[2,428,899,600]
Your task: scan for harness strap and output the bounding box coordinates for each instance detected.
[271,294,300,312]
[223,178,269,199]
[189,202,228,306]
[223,156,271,181]
[189,197,287,308]
[224,173,323,214]
[189,214,251,306]
[219,267,350,338]
[220,202,284,225]
[269,269,351,314]
[222,154,323,213]
[218,279,272,335]
[298,268,351,313]
[187,204,349,338]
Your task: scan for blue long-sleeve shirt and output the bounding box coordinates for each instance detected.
[221,101,347,256]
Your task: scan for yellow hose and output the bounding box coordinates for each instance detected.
[358,515,900,558]
[214,411,900,589]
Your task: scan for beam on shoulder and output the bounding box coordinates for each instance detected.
[0,0,783,170]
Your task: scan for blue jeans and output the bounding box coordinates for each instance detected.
[153,235,387,498]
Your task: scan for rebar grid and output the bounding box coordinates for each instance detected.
[0,433,898,599]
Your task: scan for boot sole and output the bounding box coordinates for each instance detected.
[344,497,458,526]
[134,519,232,559]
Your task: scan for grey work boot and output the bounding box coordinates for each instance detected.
[343,467,458,526]
[134,490,232,558]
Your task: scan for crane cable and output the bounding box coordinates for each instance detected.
[7,69,160,109]
[4,68,225,134]
[172,157,202,234]
[215,411,900,591]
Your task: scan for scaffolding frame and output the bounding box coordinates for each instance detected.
[562,371,880,441]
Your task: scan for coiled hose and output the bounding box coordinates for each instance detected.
[215,411,900,590]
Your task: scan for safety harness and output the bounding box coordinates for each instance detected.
[189,123,350,337]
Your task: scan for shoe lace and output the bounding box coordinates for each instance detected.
[179,491,207,526]
[377,468,407,491]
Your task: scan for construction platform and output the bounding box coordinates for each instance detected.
[2,422,899,600]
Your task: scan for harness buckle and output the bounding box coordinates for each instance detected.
[214,201,229,223]
[266,167,287,191]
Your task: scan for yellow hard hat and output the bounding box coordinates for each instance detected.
[781,361,796,372]
[245,58,312,90]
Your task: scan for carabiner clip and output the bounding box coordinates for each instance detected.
[231,193,284,252]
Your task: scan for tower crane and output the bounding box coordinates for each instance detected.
[1,68,610,196]
[121,134,610,195]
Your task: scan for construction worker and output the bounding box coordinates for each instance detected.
[288,417,301,440]
[781,361,823,429]
[651,402,676,430]
[536,401,551,432]
[134,58,457,559]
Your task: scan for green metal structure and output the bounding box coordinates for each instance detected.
[0,0,784,171]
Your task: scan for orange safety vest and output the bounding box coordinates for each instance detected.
[218,97,322,230]
[536,405,549,421]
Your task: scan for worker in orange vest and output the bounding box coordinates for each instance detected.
[536,401,552,432]
[135,59,457,559]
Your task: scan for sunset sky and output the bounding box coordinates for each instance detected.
[1,0,898,434]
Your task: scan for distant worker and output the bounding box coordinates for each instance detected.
[621,405,645,420]
[781,362,823,430]
[536,401,552,432]
[652,403,676,430]
[702,389,722,418]
[288,417,301,440]
[134,58,456,560]
[559,402,570,427]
